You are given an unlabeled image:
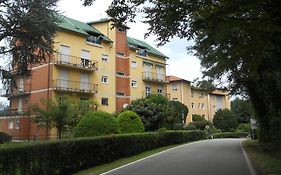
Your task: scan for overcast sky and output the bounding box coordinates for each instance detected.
[57,0,202,81]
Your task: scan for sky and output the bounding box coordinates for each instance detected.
[0,0,203,104]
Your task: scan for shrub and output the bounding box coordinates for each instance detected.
[157,128,168,132]
[74,111,119,137]
[184,123,197,130]
[0,131,207,175]
[192,114,205,121]
[213,109,239,132]
[191,120,211,130]
[236,123,251,132]
[0,132,11,144]
[212,132,249,138]
[117,111,144,134]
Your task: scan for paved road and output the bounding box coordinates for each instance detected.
[102,139,255,175]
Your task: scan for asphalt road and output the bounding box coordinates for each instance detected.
[102,139,255,175]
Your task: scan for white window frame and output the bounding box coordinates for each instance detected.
[15,119,20,130]
[116,72,125,77]
[101,76,108,83]
[131,61,137,68]
[117,92,125,97]
[157,86,163,95]
[131,80,137,87]
[191,103,195,109]
[8,120,14,129]
[101,54,108,62]
[172,84,177,91]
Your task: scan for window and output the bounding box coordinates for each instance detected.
[131,61,137,68]
[117,92,125,96]
[137,48,147,57]
[145,86,151,96]
[116,72,125,77]
[60,45,70,63]
[172,84,177,91]
[101,54,108,62]
[216,96,223,110]
[198,103,201,109]
[101,98,109,106]
[18,78,24,92]
[101,76,108,83]
[18,98,22,113]
[156,66,164,81]
[201,103,205,110]
[15,119,20,129]
[86,35,102,44]
[131,80,137,87]
[172,98,178,101]
[191,103,194,109]
[117,52,125,57]
[8,120,13,129]
[157,87,163,95]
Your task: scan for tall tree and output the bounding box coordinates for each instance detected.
[231,98,255,123]
[82,0,281,143]
[0,0,59,80]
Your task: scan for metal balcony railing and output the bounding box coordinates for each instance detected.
[0,84,31,97]
[0,107,29,117]
[53,54,98,71]
[142,72,168,83]
[52,79,98,94]
[142,91,170,99]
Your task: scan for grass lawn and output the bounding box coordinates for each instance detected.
[73,143,184,175]
[243,140,281,175]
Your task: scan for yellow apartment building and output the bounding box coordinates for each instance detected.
[0,17,168,140]
[167,76,230,123]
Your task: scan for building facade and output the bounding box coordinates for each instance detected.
[0,17,168,140]
[167,76,231,123]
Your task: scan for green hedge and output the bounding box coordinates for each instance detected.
[0,131,206,175]
[212,132,249,138]
[0,132,11,144]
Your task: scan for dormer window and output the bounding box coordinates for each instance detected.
[137,48,147,57]
[86,34,102,45]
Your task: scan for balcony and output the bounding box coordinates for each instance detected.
[142,91,170,99]
[0,108,29,117]
[142,72,168,83]
[52,79,98,94]
[0,84,31,97]
[53,54,98,71]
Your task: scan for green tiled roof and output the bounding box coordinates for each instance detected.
[127,37,168,59]
[57,16,111,42]
[87,18,112,25]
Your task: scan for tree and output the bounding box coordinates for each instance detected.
[213,109,239,132]
[128,95,174,131]
[231,98,255,123]
[74,111,119,137]
[0,0,59,91]
[169,100,188,124]
[81,0,281,143]
[32,95,97,139]
[117,110,144,134]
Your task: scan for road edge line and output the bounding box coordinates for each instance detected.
[100,139,208,175]
[240,139,257,175]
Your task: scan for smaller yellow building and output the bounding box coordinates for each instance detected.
[167,76,230,123]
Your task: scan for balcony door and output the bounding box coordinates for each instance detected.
[59,70,69,89]
[18,78,24,92]
[81,50,90,67]
[144,63,152,79]
[60,45,70,63]
[80,73,89,91]
[156,66,164,81]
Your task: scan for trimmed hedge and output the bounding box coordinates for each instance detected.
[117,111,144,134]
[0,131,206,175]
[212,132,249,139]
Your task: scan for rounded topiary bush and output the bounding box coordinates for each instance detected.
[184,123,197,130]
[74,111,119,137]
[117,111,144,134]
[0,132,11,144]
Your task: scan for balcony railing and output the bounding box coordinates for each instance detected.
[52,79,98,94]
[142,72,168,83]
[0,84,31,97]
[0,108,29,117]
[142,91,170,99]
[53,54,98,71]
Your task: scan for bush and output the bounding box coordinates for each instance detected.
[117,111,144,134]
[184,123,197,130]
[212,132,249,138]
[0,132,11,144]
[213,109,239,132]
[191,120,211,130]
[0,131,207,175]
[74,111,119,137]
[236,123,251,132]
[192,114,205,121]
